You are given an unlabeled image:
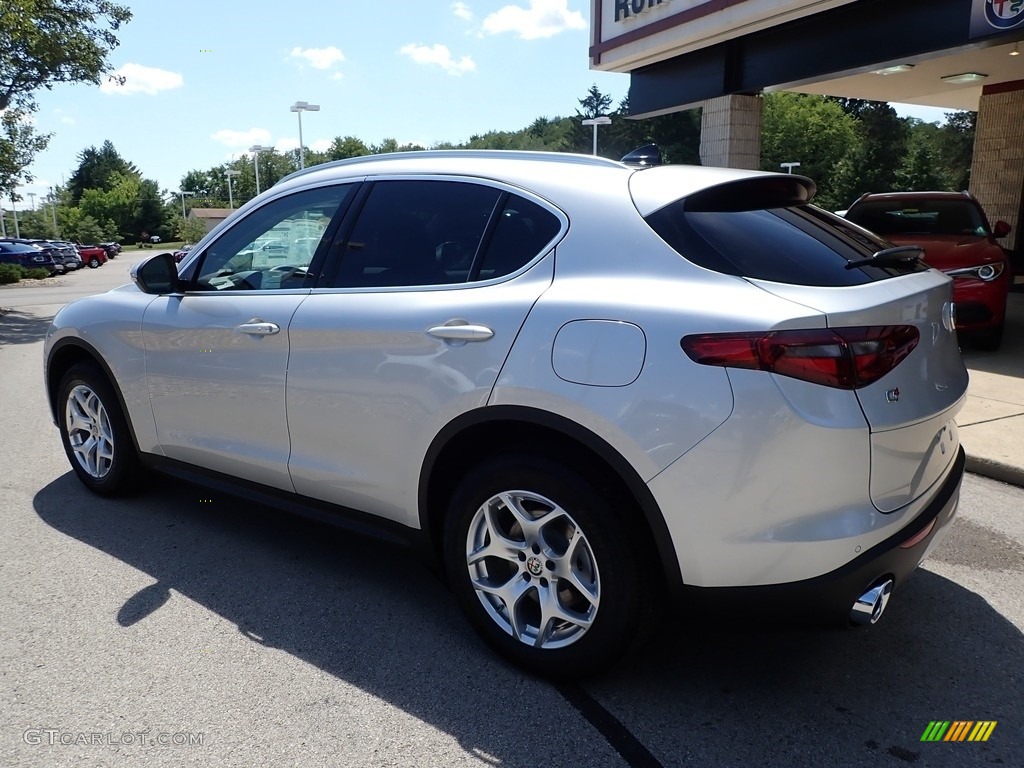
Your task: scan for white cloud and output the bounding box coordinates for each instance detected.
[331,72,344,81]
[482,0,585,40]
[211,127,273,148]
[289,46,345,70]
[399,43,476,76]
[309,139,332,152]
[60,116,76,125]
[100,63,183,95]
[275,138,300,152]
[452,2,473,21]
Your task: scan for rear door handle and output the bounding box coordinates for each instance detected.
[235,321,280,336]
[426,323,494,342]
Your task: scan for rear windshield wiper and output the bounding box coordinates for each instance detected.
[844,245,924,270]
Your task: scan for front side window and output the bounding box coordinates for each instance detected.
[192,184,354,291]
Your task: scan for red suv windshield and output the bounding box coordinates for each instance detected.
[846,200,988,238]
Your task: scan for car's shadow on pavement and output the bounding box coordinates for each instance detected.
[34,474,1022,768]
[0,308,52,346]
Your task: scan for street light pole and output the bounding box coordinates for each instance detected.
[249,145,275,195]
[581,116,612,156]
[27,192,36,211]
[177,190,194,218]
[224,170,240,209]
[11,193,19,238]
[49,187,59,236]
[290,101,320,169]
[780,162,801,174]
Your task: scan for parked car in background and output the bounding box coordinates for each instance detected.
[0,241,59,274]
[75,244,108,269]
[172,244,193,263]
[31,239,81,271]
[100,241,121,259]
[45,151,968,677]
[844,191,1013,350]
[0,241,62,278]
[52,241,84,271]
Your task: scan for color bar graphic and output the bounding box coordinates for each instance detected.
[920,721,997,742]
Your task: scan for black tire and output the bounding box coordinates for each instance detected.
[88,257,100,268]
[56,362,141,495]
[443,453,649,678]
[970,323,1004,352]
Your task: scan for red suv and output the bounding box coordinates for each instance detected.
[845,191,1013,350]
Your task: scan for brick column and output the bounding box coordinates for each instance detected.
[969,82,1024,254]
[699,94,763,170]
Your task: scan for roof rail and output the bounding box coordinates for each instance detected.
[277,149,627,186]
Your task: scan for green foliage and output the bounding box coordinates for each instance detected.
[67,140,140,204]
[0,0,133,111]
[895,132,952,191]
[175,216,207,244]
[60,207,109,243]
[761,93,859,210]
[326,136,371,160]
[577,84,613,120]
[24,267,50,279]
[0,263,22,283]
[11,207,58,238]
[0,106,51,197]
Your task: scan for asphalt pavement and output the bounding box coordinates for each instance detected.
[1,252,1022,767]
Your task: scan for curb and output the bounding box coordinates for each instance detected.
[965,454,1024,489]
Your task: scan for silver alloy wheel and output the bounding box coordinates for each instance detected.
[465,490,600,649]
[65,384,115,479]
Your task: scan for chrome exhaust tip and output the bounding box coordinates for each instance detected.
[849,579,894,626]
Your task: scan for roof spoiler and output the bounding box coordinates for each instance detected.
[621,144,662,167]
[684,175,817,212]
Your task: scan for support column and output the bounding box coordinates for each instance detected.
[699,94,762,170]
[969,82,1024,256]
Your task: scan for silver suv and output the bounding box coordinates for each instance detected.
[44,151,968,677]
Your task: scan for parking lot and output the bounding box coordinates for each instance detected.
[2,252,1022,767]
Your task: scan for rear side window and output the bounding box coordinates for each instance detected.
[475,196,561,281]
[330,181,560,288]
[646,202,926,287]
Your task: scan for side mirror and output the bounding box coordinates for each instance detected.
[993,220,1012,238]
[131,252,182,294]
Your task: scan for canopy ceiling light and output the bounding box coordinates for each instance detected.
[940,72,988,84]
[872,64,915,75]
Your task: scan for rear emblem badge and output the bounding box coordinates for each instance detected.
[886,387,901,403]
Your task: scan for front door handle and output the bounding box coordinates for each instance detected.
[426,323,494,342]
[235,321,280,336]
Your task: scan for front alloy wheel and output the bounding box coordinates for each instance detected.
[57,362,141,495]
[65,384,115,479]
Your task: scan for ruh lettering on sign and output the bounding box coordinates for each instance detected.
[615,0,667,23]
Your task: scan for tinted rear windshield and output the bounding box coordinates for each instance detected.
[646,203,928,287]
[845,199,987,237]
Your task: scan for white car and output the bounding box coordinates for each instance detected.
[44,151,968,677]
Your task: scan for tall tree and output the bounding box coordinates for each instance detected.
[0,106,50,199]
[939,110,976,190]
[0,0,132,111]
[761,93,859,210]
[827,98,909,201]
[67,139,139,203]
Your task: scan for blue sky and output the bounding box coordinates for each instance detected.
[13,0,948,209]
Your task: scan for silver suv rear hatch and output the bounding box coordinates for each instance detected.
[636,168,968,513]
